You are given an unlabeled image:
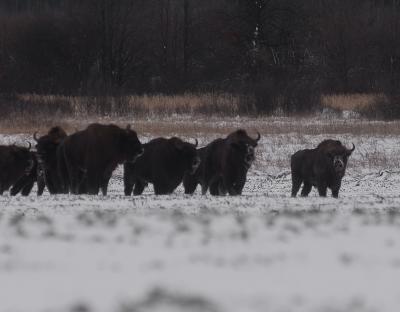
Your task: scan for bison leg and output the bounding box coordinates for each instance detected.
[21,181,34,196]
[63,151,81,194]
[68,168,87,194]
[183,173,198,194]
[291,175,302,197]
[75,170,88,194]
[331,182,341,198]
[209,177,225,196]
[87,181,100,195]
[124,182,134,196]
[218,182,227,196]
[44,171,57,194]
[101,185,108,196]
[228,176,246,196]
[209,180,219,196]
[228,185,242,196]
[57,148,70,194]
[10,175,30,196]
[123,165,135,196]
[317,182,327,197]
[201,183,209,195]
[227,181,242,195]
[300,182,312,197]
[69,171,80,194]
[100,175,112,196]
[133,180,146,195]
[37,176,46,196]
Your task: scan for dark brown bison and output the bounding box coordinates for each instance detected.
[183,129,260,196]
[0,143,34,195]
[33,126,68,194]
[60,123,143,195]
[291,139,355,198]
[124,137,200,195]
[10,151,46,196]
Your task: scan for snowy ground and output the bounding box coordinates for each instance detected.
[1,121,400,312]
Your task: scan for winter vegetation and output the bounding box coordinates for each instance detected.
[1,125,400,312]
[1,0,400,118]
[1,1,400,312]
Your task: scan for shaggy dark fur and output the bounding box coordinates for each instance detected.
[183,129,260,196]
[291,139,355,198]
[10,151,45,196]
[61,124,143,195]
[0,144,34,195]
[124,137,199,195]
[33,126,68,194]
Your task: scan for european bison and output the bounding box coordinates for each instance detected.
[33,126,68,194]
[0,143,34,195]
[60,123,143,195]
[124,137,200,195]
[183,129,260,196]
[291,139,355,198]
[10,151,46,196]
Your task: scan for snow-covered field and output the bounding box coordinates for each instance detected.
[2,119,400,312]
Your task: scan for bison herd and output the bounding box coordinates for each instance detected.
[0,123,355,198]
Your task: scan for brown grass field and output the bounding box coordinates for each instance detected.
[321,93,388,111]
[0,93,399,137]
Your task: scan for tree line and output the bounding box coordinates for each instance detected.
[0,0,400,114]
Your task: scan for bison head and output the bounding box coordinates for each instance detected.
[230,142,256,169]
[11,145,34,174]
[34,127,67,166]
[227,129,260,147]
[121,125,143,163]
[228,129,260,169]
[171,137,200,174]
[320,140,355,176]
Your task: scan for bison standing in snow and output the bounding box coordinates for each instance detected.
[33,126,68,194]
[60,123,143,195]
[10,151,45,196]
[291,139,355,198]
[124,137,200,195]
[0,143,34,195]
[183,129,260,196]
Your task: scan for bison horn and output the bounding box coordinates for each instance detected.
[194,139,198,147]
[347,143,355,155]
[33,131,39,142]
[254,132,261,142]
[26,141,31,150]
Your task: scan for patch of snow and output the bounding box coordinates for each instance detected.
[0,130,400,312]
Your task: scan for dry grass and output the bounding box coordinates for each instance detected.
[3,115,400,137]
[12,92,392,119]
[1,93,400,137]
[2,114,399,171]
[321,93,388,111]
[15,93,247,117]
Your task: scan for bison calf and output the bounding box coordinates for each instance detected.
[183,129,260,196]
[124,137,199,195]
[291,139,355,198]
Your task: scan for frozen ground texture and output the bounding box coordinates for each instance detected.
[1,118,400,312]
